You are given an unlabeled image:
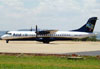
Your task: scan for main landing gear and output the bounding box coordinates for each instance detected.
[6,40,9,43]
[43,40,50,44]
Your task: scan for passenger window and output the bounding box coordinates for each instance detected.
[8,33,12,35]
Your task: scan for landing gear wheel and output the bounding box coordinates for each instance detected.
[43,41,50,44]
[6,40,9,43]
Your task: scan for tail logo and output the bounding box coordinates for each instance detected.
[86,23,94,31]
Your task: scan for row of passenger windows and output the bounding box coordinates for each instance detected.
[13,34,35,36]
[12,34,71,36]
[7,33,82,36]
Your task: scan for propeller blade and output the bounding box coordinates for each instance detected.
[36,25,38,38]
[30,27,32,31]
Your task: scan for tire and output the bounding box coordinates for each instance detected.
[6,40,9,43]
[43,41,50,44]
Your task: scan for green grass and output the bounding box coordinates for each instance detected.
[0,55,100,69]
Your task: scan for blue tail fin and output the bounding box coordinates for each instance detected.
[73,17,98,33]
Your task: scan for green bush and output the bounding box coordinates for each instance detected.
[73,36,98,41]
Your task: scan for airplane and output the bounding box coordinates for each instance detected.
[1,17,98,44]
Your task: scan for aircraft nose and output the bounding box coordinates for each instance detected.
[1,35,4,39]
[1,35,6,40]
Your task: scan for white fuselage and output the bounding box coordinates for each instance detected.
[1,31,95,40]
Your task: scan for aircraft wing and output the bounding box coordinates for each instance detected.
[37,30,58,35]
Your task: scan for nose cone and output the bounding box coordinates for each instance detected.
[1,35,4,40]
[1,35,7,40]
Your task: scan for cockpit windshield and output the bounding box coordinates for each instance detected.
[6,32,12,35]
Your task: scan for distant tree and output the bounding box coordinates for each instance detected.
[73,36,97,41]
[86,36,97,41]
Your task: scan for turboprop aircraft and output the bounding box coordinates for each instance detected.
[1,17,98,44]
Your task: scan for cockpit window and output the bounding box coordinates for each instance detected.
[6,32,12,35]
[8,33,12,35]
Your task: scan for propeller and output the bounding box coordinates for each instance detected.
[5,31,9,34]
[30,27,32,31]
[36,25,38,38]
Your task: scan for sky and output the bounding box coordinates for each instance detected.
[0,0,100,32]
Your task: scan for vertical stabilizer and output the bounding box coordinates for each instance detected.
[73,17,98,33]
